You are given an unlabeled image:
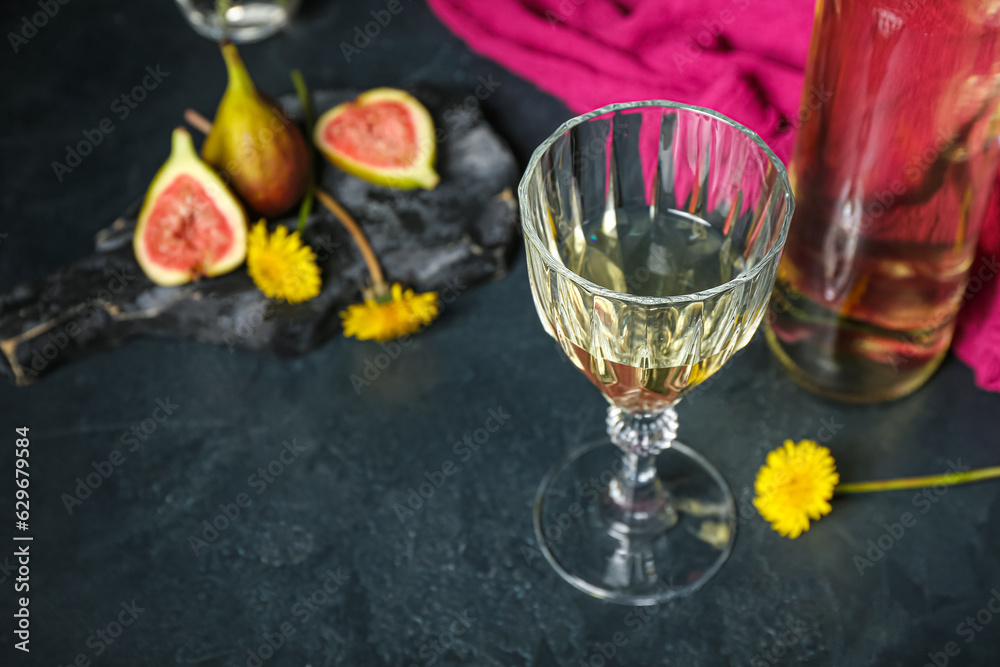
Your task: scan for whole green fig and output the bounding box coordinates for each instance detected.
[203,42,309,217]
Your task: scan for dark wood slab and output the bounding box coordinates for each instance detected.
[0,85,520,385]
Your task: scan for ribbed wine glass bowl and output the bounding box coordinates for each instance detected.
[519,101,793,604]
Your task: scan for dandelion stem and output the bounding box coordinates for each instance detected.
[315,189,387,295]
[835,466,1000,494]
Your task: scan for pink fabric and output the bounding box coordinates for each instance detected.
[426,0,1000,392]
[427,0,812,157]
[954,178,1000,392]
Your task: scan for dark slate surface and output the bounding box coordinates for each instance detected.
[0,85,519,385]
[1,1,999,666]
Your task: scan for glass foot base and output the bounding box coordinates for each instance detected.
[533,439,736,605]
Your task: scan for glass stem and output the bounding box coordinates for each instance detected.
[603,406,679,534]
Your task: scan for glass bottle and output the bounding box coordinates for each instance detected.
[767,0,1000,401]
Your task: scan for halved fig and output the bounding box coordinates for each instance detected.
[133,128,248,286]
[314,87,440,190]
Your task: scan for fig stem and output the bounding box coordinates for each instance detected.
[220,41,256,95]
[183,107,389,296]
[316,189,388,295]
[184,109,214,135]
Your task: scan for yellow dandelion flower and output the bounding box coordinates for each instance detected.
[247,221,322,304]
[753,439,839,539]
[340,283,439,342]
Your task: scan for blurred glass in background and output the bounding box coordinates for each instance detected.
[175,0,302,43]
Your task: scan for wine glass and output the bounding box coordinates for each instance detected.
[175,0,301,43]
[519,101,793,604]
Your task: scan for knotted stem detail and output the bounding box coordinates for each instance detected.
[606,406,679,457]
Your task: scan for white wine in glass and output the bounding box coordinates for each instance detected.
[520,101,793,604]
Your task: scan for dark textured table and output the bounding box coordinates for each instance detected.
[2,1,1000,665]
